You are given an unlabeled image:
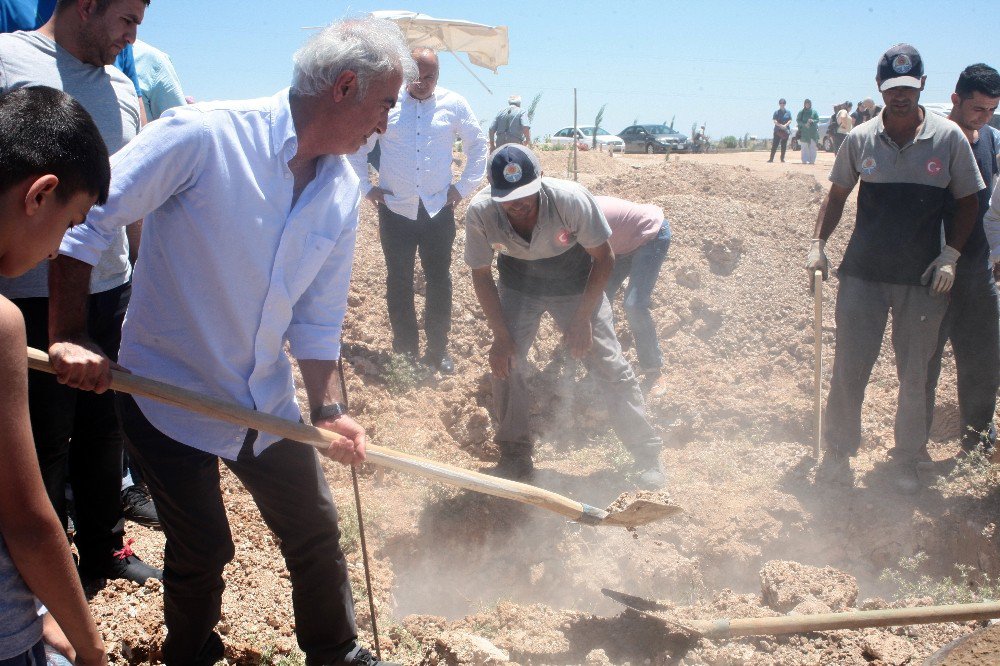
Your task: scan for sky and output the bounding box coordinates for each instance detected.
[137,1,997,142]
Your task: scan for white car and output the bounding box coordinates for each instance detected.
[550,126,625,151]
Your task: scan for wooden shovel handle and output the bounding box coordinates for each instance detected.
[26,347,607,524]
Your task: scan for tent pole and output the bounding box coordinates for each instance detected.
[445,47,493,94]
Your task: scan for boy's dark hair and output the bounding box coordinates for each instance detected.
[0,86,110,205]
[55,0,151,13]
[955,64,1000,99]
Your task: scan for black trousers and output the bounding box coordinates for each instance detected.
[769,135,788,161]
[116,394,357,666]
[378,201,455,357]
[13,282,130,565]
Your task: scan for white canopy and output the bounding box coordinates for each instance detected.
[372,10,509,73]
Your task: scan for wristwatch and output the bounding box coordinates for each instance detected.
[311,402,348,424]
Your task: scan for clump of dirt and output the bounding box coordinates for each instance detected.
[760,560,859,612]
[80,151,1000,664]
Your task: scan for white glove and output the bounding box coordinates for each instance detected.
[920,245,961,294]
[805,239,828,290]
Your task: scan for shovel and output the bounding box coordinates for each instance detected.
[813,269,823,459]
[26,347,680,529]
[603,588,1000,639]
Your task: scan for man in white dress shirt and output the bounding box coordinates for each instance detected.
[350,47,488,374]
[46,18,415,666]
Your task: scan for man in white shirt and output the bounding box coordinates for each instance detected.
[47,18,415,666]
[350,47,488,374]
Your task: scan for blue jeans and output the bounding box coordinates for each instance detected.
[0,641,45,665]
[605,222,671,370]
[925,269,1000,449]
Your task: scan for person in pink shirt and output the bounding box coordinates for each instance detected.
[596,196,671,375]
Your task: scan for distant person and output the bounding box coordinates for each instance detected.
[133,38,186,121]
[465,145,666,487]
[797,99,820,164]
[851,98,876,127]
[768,98,792,162]
[0,0,160,584]
[489,94,531,151]
[0,85,110,666]
[596,196,671,376]
[926,63,1000,454]
[833,107,854,153]
[808,44,985,494]
[349,47,488,374]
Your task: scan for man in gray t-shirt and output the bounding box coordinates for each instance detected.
[465,145,665,487]
[488,94,530,151]
[0,0,159,584]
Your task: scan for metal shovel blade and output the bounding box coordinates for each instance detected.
[600,497,684,528]
[601,588,702,636]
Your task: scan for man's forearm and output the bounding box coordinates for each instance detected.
[48,255,94,343]
[574,253,613,322]
[125,219,142,265]
[471,268,510,338]
[298,358,345,414]
[945,194,980,252]
[813,192,848,240]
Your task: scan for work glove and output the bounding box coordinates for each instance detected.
[805,239,828,291]
[920,245,961,294]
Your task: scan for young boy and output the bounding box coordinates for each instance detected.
[0,86,109,666]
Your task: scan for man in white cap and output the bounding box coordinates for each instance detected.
[807,44,985,493]
[464,144,665,487]
[489,94,531,151]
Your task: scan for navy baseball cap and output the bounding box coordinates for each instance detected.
[489,144,542,202]
[877,44,924,91]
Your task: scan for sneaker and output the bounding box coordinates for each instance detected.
[122,484,160,528]
[815,451,854,486]
[79,539,162,584]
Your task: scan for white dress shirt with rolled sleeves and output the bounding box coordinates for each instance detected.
[59,89,360,460]
[349,85,488,220]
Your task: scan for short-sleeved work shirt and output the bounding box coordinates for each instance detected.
[490,104,529,146]
[830,108,985,285]
[464,178,611,296]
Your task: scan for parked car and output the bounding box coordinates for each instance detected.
[617,124,691,153]
[550,126,625,151]
[815,115,834,152]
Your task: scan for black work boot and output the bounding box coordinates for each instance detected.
[490,441,534,481]
[630,444,667,490]
[328,643,400,665]
[78,539,162,584]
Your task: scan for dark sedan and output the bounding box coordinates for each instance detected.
[618,124,691,154]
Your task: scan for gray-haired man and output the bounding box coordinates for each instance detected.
[489,94,531,151]
[46,18,414,666]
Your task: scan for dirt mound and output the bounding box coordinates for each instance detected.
[759,560,859,612]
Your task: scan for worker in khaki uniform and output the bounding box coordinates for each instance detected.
[807,44,985,494]
[465,145,666,488]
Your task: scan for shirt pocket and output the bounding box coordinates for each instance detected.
[287,231,338,302]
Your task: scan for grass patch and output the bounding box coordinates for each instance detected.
[932,442,1000,498]
[879,552,1000,604]
[380,353,429,393]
